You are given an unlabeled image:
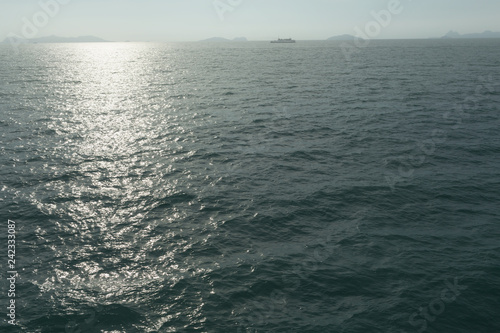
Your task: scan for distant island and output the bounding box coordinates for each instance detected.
[2,35,110,44]
[199,37,248,42]
[440,30,500,39]
[327,34,361,41]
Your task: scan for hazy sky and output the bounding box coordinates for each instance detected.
[1,0,500,41]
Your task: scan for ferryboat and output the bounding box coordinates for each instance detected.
[271,38,296,43]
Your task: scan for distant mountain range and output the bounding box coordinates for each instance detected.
[327,34,361,41]
[3,32,499,44]
[199,37,248,42]
[1,35,110,44]
[440,30,500,39]
[327,31,500,41]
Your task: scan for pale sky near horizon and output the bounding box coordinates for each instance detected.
[1,0,500,42]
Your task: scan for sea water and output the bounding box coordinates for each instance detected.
[0,39,499,332]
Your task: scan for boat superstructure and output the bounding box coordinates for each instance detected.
[271,38,296,43]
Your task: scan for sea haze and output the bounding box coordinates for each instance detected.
[0,40,499,332]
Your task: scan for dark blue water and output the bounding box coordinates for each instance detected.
[1,40,499,332]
